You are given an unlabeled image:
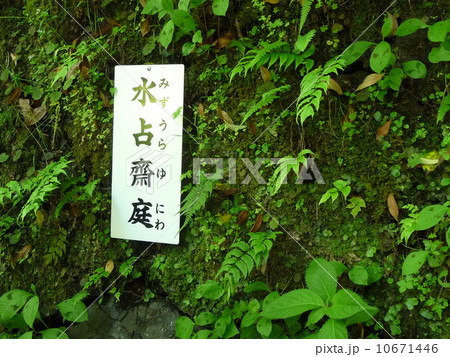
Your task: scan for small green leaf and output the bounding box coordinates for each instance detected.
[348,266,369,285]
[395,18,427,37]
[244,281,271,293]
[317,318,348,339]
[212,0,229,16]
[182,42,196,56]
[158,20,175,48]
[0,289,33,322]
[23,296,39,328]
[19,331,33,339]
[415,205,448,230]
[194,312,217,326]
[306,306,326,327]
[256,317,272,337]
[305,258,338,303]
[57,298,88,322]
[427,21,448,42]
[241,311,259,328]
[171,10,196,32]
[341,41,374,66]
[326,290,367,319]
[194,280,224,300]
[41,328,68,339]
[403,60,427,79]
[402,250,429,275]
[0,153,9,163]
[370,41,392,73]
[176,316,194,339]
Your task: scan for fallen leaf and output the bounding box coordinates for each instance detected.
[7,87,22,104]
[249,120,256,135]
[93,23,112,38]
[10,53,18,66]
[35,210,45,226]
[220,188,237,196]
[236,210,249,225]
[376,120,392,140]
[328,78,343,95]
[99,91,110,107]
[198,103,205,117]
[355,73,384,92]
[13,245,31,263]
[235,19,243,38]
[80,56,90,78]
[141,18,150,37]
[260,66,271,82]
[19,99,47,126]
[224,123,246,131]
[140,0,146,7]
[387,193,399,221]
[213,37,231,49]
[251,213,263,233]
[105,260,114,273]
[107,18,122,27]
[217,108,234,124]
[386,12,398,37]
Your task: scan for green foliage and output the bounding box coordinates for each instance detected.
[230,41,315,81]
[319,179,351,205]
[179,175,214,230]
[57,292,89,323]
[346,197,366,218]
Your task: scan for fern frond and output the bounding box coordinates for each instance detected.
[437,94,450,123]
[179,177,214,230]
[299,0,313,34]
[230,42,312,81]
[242,85,291,124]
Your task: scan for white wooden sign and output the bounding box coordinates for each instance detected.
[111,64,184,244]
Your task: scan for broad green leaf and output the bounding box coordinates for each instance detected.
[348,266,369,285]
[285,315,302,335]
[19,331,33,339]
[306,306,326,327]
[403,60,427,79]
[244,281,271,293]
[171,10,196,31]
[241,311,259,328]
[341,41,374,66]
[0,289,33,322]
[366,262,384,284]
[317,319,348,339]
[325,290,367,319]
[178,0,190,11]
[344,305,379,325]
[429,42,450,63]
[415,205,448,230]
[256,317,272,337]
[57,298,88,322]
[262,289,324,319]
[158,20,175,48]
[41,328,68,339]
[305,258,338,303]
[402,250,429,275]
[222,321,239,339]
[182,42,195,56]
[370,41,391,73]
[175,316,194,339]
[437,270,450,288]
[428,21,448,42]
[212,0,229,16]
[194,311,217,326]
[192,329,212,339]
[395,18,427,36]
[23,296,39,328]
[161,0,174,12]
[194,280,224,300]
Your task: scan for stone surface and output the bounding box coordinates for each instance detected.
[67,297,180,339]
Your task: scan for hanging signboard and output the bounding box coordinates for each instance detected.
[111,64,184,244]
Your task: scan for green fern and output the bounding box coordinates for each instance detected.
[296,57,345,124]
[179,176,214,230]
[242,85,291,124]
[230,42,314,81]
[299,0,314,34]
[437,94,450,123]
[216,231,280,300]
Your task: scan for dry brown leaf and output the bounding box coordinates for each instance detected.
[140,0,146,7]
[386,12,398,37]
[251,213,263,233]
[328,78,343,95]
[198,103,205,117]
[213,37,231,49]
[236,210,249,225]
[105,260,114,273]
[13,245,31,263]
[10,53,18,66]
[265,0,280,3]
[35,210,45,226]
[249,120,256,135]
[387,193,399,221]
[355,73,384,92]
[107,18,122,27]
[7,87,22,104]
[66,61,80,80]
[220,188,237,196]
[80,56,90,78]
[99,91,110,107]
[217,108,234,124]
[376,120,392,140]
[141,18,150,37]
[19,99,46,126]
[235,19,243,38]
[260,66,271,82]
